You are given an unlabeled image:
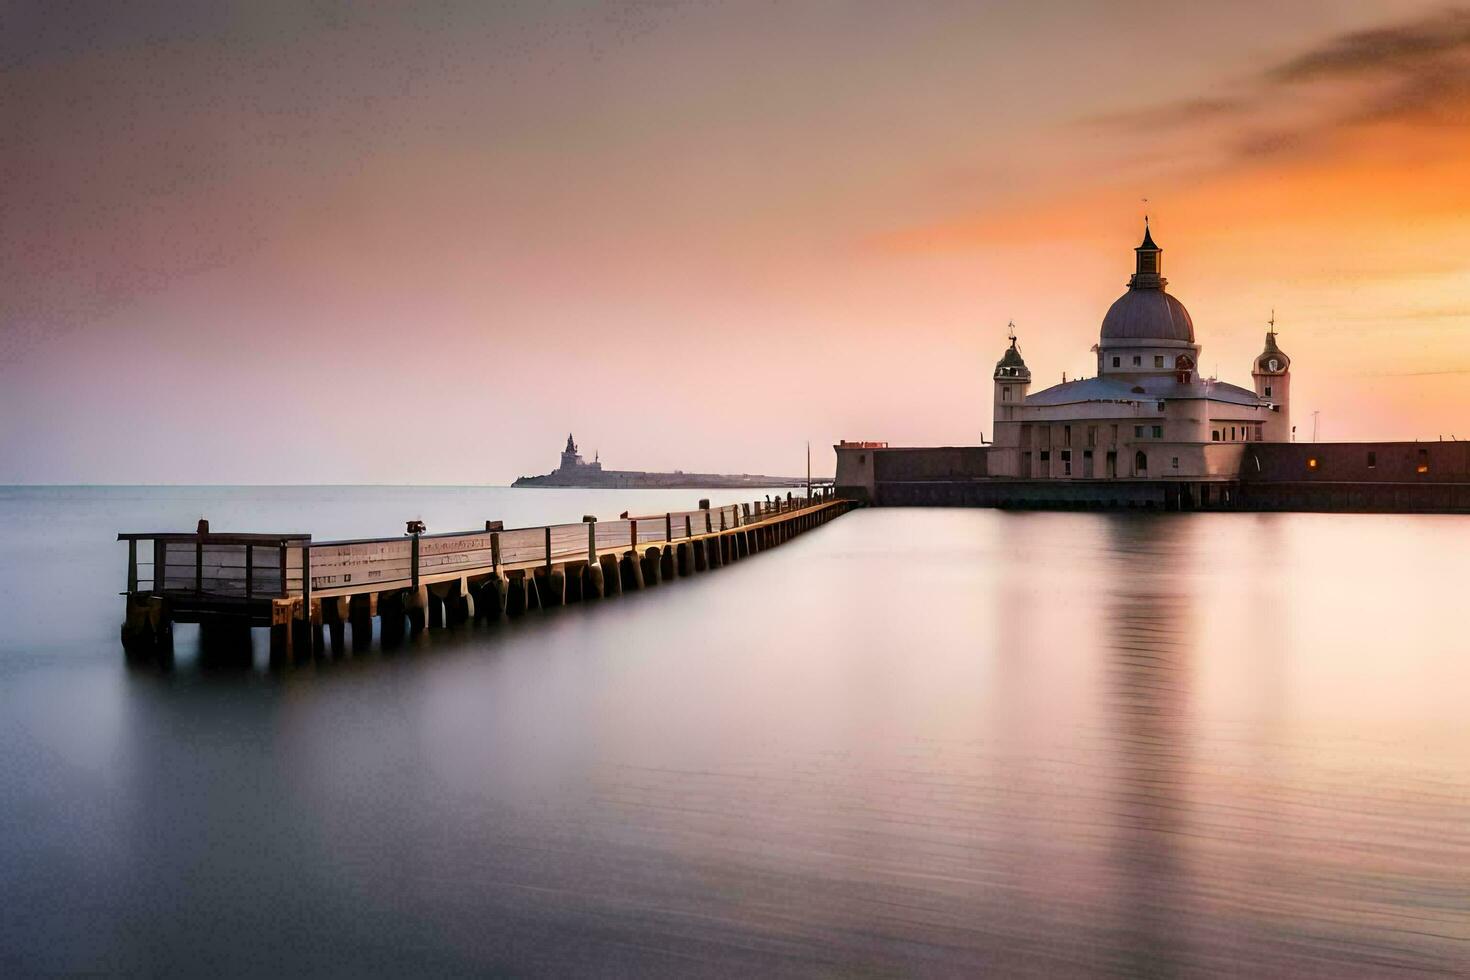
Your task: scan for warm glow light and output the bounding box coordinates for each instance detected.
[1308,458,1318,469]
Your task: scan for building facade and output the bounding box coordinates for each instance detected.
[987,223,1290,481]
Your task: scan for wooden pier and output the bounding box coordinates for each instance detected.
[118,491,854,665]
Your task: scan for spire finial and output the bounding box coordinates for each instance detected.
[1007,319,1016,341]
[1267,308,1277,337]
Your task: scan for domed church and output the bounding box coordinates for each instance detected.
[988,223,1291,480]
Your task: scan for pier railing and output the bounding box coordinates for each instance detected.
[119,491,832,606]
[116,532,311,601]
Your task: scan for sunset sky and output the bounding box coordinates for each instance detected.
[4,1,1470,483]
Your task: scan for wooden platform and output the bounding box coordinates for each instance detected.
[117,492,854,665]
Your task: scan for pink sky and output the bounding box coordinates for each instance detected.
[3,1,1469,483]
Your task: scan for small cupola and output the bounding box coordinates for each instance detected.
[1255,316,1290,375]
[994,335,1031,381]
[1130,219,1165,289]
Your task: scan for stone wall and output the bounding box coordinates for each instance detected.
[1240,442,1470,484]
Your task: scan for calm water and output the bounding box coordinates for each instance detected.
[1,487,1467,976]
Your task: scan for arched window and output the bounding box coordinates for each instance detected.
[1135,451,1148,474]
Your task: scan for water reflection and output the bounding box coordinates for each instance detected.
[1100,515,1198,975]
[2,494,1469,975]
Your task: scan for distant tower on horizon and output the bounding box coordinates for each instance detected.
[560,433,583,470]
[557,433,602,473]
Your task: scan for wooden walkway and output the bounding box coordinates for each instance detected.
[119,491,854,664]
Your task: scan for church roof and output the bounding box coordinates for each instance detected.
[1100,288,1195,343]
[1024,375,1261,408]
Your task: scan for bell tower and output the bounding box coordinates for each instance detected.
[992,323,1031,437]
[1252,313,1291,441]
[993,326,1031,413]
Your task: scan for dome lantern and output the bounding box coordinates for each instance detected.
[1130,218,1165,289]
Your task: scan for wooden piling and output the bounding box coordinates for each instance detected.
[379,591,407,648]
[599,554,622,597]
[506,573,529,617]
[620,552,643,592]
[583,560,604,600]
[564,562,585,603]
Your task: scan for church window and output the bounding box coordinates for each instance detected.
[1417,449,1429,474]
[1134,425,1145,438]
[1002,387,1011,401]
[1154,355,1165,368]
[1063,425,1071,447]
[1177,371,1191,383]
[1112,356,1120,368]
[1231,426,1236,440]
[858,454,866,465]
[1132,355,1142,367]
[1367,451,1376,468]
[1264,385,1273,398]
[1061,450,1072,475]
[1135,451,1148,474]
[1040,450,1051,463]
[1152,425,1163,439]
[1212,430,1220,441]
[1157,401,1166,412]
[1171,457,1179,469]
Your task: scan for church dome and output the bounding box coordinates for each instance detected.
[1100,288,1195,343]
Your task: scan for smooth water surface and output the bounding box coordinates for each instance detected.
[2,488,1467,975]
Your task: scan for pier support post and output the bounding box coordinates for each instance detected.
[379,591,407,648]
[349,594,374,650]
[536,567,564,608]
[269,598,300,666]
[121,594,173,663]
[406,586,429,635]
[707,536,722,569]
[599,554,622,597]
[448,580,471,626]
[693,539,708,572]
[324,597,348,655]
[641,547,661,586]
[620,551,644,591]
[476,575,507,621]
[660,546,676,580]
[506,573,529,617]
[564,563,585,603]
[582,560,604,600]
